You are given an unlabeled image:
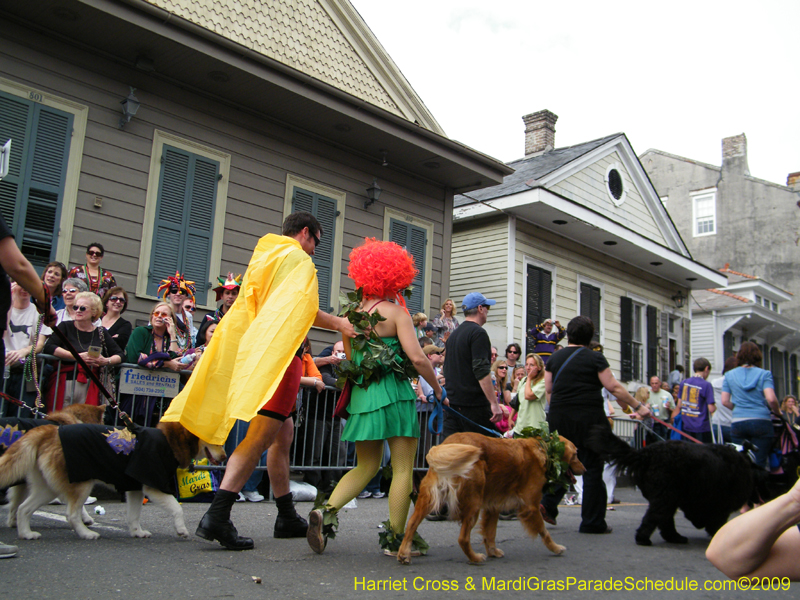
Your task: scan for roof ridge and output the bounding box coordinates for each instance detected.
[719,264,758,279]
[706,288,751,303]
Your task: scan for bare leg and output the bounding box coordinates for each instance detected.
[219,414,283,493]
[266,417,294,498]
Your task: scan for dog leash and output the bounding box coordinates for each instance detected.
[649,415,702,444]
[426,387,447,435]
[0,391,49,419]
[430,402,503,438]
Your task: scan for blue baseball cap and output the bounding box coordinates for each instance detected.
[462,292,497,311]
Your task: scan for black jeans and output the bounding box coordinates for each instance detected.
[442,403,497,439]
[541,411,608,533]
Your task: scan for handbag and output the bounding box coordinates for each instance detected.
[333,381,351,419]
[176,458,220,502]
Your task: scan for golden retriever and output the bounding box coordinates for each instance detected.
[0,421,225,540]
[398,432,585,565]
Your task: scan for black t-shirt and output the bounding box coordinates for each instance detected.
[0,213,13,335]
[442,321,492,407]
[44,321,125,361]
[545,346,609,416]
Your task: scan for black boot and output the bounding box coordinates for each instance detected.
[196,490,254,550]
[273,492,308,538]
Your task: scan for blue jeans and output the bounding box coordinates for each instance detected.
[731,419,773,468]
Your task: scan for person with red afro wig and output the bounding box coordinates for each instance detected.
[348,238,418,310]
[307,238,443,556]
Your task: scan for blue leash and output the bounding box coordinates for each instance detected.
[427,388,502,438]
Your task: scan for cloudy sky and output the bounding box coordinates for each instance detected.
[351,1,799,187]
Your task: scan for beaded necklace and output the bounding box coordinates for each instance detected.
[82,264,101,295]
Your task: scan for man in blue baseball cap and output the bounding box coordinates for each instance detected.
[441,292,503,438]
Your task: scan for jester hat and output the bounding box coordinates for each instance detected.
[157,271,196,303]
[213,272,243,302]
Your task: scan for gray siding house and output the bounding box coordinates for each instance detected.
[691,268,800,397]
[451,110,726,386]
[0,0,510,346]
[641,134,800,321]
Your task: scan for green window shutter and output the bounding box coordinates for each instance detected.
[291,187,336,312]
[147,145,219,304]
[389,218,426,314]
[0,92,72,268]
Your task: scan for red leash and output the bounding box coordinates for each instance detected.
[650,415,702,444]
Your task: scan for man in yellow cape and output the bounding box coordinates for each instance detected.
[162,212,354,550]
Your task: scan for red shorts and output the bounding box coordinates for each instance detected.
[257,356,302,421]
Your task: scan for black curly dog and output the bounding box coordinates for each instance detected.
[586,425,766,546]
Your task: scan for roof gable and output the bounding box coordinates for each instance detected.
[455,133,688,255]
[142,0,443,133]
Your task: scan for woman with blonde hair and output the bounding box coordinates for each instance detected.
[781,395,799,428]
[307,238,443,555]
[511,353,547,434]
[43,291,124,410]
[432,298,458,343]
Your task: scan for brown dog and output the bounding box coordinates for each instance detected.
[0,420,225,540]
[398,432,585,565]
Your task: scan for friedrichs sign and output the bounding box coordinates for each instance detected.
[119,368,180,398]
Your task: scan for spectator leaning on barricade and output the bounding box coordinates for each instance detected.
[43,291,123,411]
[412,312,428,339]
[123,302,183,426]
[41,261,67,311]
[415,344,445,471]
[67,243,116,299]
[205,272,242,324]
[528,318,565,364]
[676,358,716,444]
[101,287,132,352]
[3,281,52,416]
[301,340,347,493]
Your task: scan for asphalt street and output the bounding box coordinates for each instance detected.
[0,485,791,599]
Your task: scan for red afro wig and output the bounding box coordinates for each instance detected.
[348,238,418,301]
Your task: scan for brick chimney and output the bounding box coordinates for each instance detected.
[721,133,749,176]
[523,110,558,156]
[787,172,800,190]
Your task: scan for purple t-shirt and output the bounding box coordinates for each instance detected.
[679,376,715,433]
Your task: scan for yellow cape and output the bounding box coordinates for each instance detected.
[161,234,319,445]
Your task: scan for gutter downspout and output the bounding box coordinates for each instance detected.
[507,215,516,347]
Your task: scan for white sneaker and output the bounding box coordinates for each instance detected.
[241,490,264,502]
[357,491,372,499]
[84,496,97,505]
[235,492,246,502]
[371,491,386,499]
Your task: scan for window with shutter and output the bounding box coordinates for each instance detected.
[0,91,72,268]
[790,355,798,397]
[291,187,337,312]
[525,264,552,355]
[146,145,219,303]
[579,282,601,342]
[389,218,426,315]
[646,305,658,380]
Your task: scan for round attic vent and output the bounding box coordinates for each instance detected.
[605,164,627,206]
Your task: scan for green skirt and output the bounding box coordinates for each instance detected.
[341,374,419,442]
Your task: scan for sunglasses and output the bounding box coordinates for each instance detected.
[63,288,78,294]
[184,306,196,312]
[507,350,520,355]
[497,366,508,370]
[87,251,103,257]
[153,312,171,318]
[74,305,90,312]
[311,231,320,248]
[108,296,125,304]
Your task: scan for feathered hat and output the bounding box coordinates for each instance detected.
[157,271,196,303]
[212,272,243,302]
